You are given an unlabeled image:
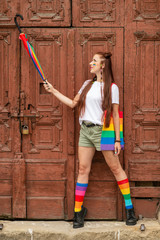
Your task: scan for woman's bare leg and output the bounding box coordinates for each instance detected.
[73,146,96,226]
[102,150,126,181]
[77,146,96,183]
[102,150,137,225]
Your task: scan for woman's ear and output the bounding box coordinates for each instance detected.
[101,63,105,69]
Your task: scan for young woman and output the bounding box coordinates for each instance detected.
[44,52,137,228]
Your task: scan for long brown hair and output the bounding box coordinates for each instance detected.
[78,52,115,127]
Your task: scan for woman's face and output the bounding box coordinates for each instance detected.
[89,54,102,74]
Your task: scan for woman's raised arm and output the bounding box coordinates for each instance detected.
[43,80,80,109]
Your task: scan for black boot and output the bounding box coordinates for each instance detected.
[73,206,87,228]
[126,207,137,226]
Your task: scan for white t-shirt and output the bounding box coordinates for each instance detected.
[78,79,119,125]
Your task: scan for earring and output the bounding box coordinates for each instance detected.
[100,68,103,81]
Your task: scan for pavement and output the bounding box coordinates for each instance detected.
[0,219,160,240]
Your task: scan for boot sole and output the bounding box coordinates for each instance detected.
[126,221,137,226]
[73,208,88,229]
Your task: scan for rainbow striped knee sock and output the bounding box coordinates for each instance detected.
[117,178,133,210]
[74,182,88,212]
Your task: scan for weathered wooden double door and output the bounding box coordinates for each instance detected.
[0,0,160,220]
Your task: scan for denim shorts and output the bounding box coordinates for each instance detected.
[78,122,103,151]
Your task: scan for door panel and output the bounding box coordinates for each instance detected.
[125,0,160,28]
[0,0,19,26]
[20,0,71,27]
[73,0,124,27]
[0,0,71,27]
[74,28,124,219]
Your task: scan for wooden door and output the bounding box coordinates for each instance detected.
[74,28,124,219]
[19,28,75,219]
[0,28,21,218]
[0,1,75,220]
[124,0,160,218]
[72,0,125,220]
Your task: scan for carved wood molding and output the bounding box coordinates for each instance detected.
[29,118,63,153]
[26,32,62,46]
[0,118,11,152]
[134,31,160,44]
[0,32,11,45]
[28,0,64,21]
[0,0,11,22]
[80,0,116,22]
[133,0,160,22]
[132,113,160,153]
[79,32,116,46]
[0,31,12,152]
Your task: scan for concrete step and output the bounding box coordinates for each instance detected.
[0,219,159,240]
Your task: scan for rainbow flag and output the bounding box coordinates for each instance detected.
[100,111,124,150]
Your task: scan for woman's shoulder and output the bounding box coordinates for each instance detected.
[78,79,92,94]
[111,83,119,94]
[85,79,92,83]
[111,83,119,90]
[82,79,92,86]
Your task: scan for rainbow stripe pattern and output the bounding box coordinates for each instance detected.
[19,33,46,81]
[100,110,124,151]
[117,178,133,209]
[74,182,88,212]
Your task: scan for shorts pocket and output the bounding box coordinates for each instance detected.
[92,125,103,133]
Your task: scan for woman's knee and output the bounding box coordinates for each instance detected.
[110,164,123,176]
[78,164,90,176]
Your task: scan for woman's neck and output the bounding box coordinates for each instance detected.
[97,79,103,82]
